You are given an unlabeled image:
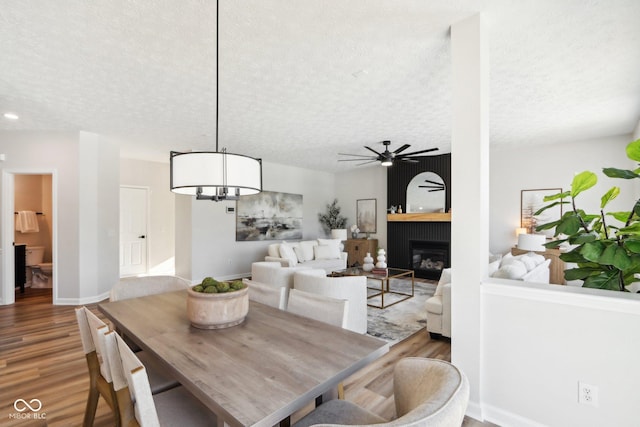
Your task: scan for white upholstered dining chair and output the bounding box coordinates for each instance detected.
[106,330,217,427]
[109,275,191,302]
[243,278,288,310]
[286,288,349,329]
[75,307,121,426]
[77,308,178,408]
[293,357,470,427]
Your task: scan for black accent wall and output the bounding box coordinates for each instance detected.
[386,153,452,271]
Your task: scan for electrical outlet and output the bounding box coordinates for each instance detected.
[578,382,599,407]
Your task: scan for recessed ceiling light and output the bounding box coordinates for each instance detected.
[4,112,19,120]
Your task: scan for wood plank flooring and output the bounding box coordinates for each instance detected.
[1,288,496,426]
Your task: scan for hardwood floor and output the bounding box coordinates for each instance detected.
[1,288,497,426]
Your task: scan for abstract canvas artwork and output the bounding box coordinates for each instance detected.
[357,199,377,233]
[236,191,303,241]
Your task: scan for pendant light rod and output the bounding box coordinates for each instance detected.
[169,0,263,201]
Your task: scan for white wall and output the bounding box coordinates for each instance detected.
[0,131,118,304]
[490,135,637,255]
[120,158,176,274]
[334,166,388,250]
[176,160,336,282]
[481,282,640,427]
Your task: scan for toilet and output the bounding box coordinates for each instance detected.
[25,246,53,288]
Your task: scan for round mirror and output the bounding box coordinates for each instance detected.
[406,172,446,213]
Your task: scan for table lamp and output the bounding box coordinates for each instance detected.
[517,233,546,253]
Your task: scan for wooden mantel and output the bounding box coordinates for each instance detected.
[387,212,451,222]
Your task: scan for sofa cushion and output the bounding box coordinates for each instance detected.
[488,259,501,276]
[317,238,341,250]
[279,242,298,266]
[314,244,340,260]
[517,255,537,272]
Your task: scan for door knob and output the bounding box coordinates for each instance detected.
[138,235,146,239]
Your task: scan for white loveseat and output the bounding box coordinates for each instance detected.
[425,253,551,339]
[293,269,368,334]
[265,239,347,273]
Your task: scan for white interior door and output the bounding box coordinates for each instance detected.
[120,186,148,277]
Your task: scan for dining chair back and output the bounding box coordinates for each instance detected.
[107,331,217,427]
[287,288,349,329]
[243,278,287,309]
[293,357,469,427]
[75,306,121,427]
[109,275,190,302]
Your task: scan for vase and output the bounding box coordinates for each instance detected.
[186,286,249,329]
[363,253,374,271]
[376,249,387,269]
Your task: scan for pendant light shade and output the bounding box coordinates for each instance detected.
[169,0,262,201]
[170,150,262,200]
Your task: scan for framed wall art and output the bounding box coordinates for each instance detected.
[521,188,562,236]
[236,191,303,241]
[356,199,377,234]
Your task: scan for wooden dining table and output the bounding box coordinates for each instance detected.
[98,290,389,427]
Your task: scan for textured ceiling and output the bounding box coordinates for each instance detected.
[1,0,639,172]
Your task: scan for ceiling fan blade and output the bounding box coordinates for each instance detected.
[399,158,419,163]
[393,144,411,154]
[356,160,379,166]
[396,147,439,157]
[339,158,377,162]
[338,153,378,158]
[364,146,382,156]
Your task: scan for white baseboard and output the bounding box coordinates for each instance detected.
[54,291,110,306]
[483,403,547,427]
[465,400,483,421]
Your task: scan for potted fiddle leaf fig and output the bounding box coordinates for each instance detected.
[535,139,640,292]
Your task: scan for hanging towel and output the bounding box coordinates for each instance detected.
[16,211,39,233]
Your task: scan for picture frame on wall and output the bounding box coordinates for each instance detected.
[356,199,377,234]
[236,191,303,241]
[521,188,562,236]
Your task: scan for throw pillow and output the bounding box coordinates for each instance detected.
[279,242,298,266]
[488,252,503,263]
[293,246,308,263]
[299,240,317,261]
[492,261,527,280]
[317,238,341,251]
[517,255,537,272]
[487,259,501,276]
[314,244,340,260]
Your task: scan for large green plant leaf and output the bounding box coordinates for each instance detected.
[603,168,639,180]
[543,191,571,202]
[598,243,632,270]
[543,239,566,249]
[560,249,589,263]
[617,222,640,236]
[534,201,563,216]
[569,232,598,244]
[607,211,632,222]
[624,239,640,254]
[634,201,640,219]
[580,241,606,262]
[600,187,620,209]
[583,270,621,291]
[556,214,582,236]
[535,220,560,232]
[571,171,597,198]
[626,139,640,162]
[564,267,605,281]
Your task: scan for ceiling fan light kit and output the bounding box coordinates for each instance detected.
[338,140,438,167]
[170,0,262,201]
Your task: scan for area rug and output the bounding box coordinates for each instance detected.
[366,278,437,345]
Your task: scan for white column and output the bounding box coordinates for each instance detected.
[450,13,489,421]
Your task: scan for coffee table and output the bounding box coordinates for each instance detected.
[331,267,414,308]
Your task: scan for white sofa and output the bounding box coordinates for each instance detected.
[425,253,551,339]
[265,239,347,273]
[293,269,368,334]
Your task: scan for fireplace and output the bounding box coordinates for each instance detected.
[410,240,450,280]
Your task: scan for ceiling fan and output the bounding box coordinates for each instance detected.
[338,140,438,167]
